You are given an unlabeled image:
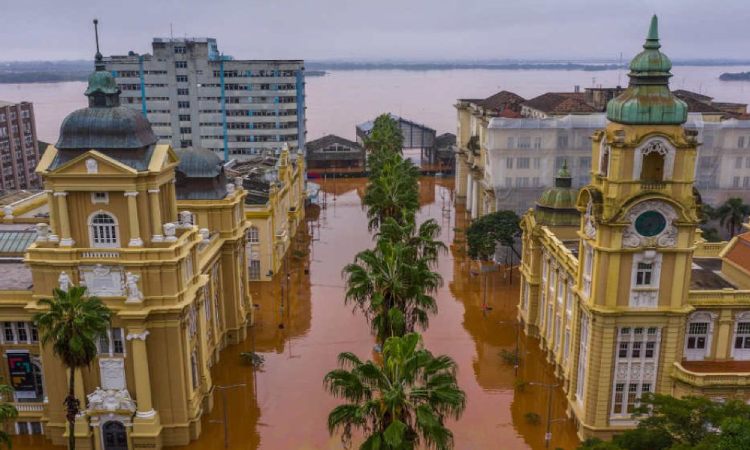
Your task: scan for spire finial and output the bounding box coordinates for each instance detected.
[93,19,100,54]
[644,15,660,49]
[93,18,105,71]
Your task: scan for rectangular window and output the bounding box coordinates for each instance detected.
[737,156,744,169]
[645,341,656,358]
[180,127,192,134]
[744,177,750,188]
[505,178,512,188]
[177,88,190,96]
[178,101,190,109]
[740,136,746,148]
[557,135,569,150]
[555,157,565,169]
[734,322,750,349]
[533,157,541,169]
[518,137,531,149]
[30,323,38,342]
[631,341,642,358]
[176,75,189,83]
[506,158,513,169]
[517,177,529,187]
[16,322,28,343]
[575,313,590,403]
[112,328,124,354]
[533,136,542,149]
[635,263,653,286]
[174,46,187,54]
[98,328,125,356]
[613,383,625,414]
[734,177,741,188]
[179,114,190,121]
[619,342,629,358]
[3,322,15,342]
[507,137,514,149]
[626,384,639,413]
[579,157,591,170]
[533,177,540,187]
[517,157,530,169]
[745,157,750,169]
[175,61,187,68]
[563,329,571,363]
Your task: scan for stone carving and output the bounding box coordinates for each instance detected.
[125,272,143,302]
[199,228,210,243]
[622,200,678,248]
[3,206,14,219]
[584,200,597,240]
[98,358,126,390]
[227,183,235,194]
[86,387,135,413]
[79,265,124,297]
[179,211,194,228]
[126,330,150,341]
[234,176,244,190]
[631,290,658,308]
[163,223,177,242]
[36,223,49,242]
[58,271,71,292]
[85,158,98,174]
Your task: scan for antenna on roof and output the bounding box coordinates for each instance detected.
[617,51,623,87]
[170,22,174,40]
[93,19,101,54]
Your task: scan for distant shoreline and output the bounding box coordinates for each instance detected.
[3,60,750,84]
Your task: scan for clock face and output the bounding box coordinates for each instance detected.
[635,211,667,237]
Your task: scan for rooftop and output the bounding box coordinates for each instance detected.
[307,134,362,153]
[522,92,599,115]
[690,258,735,290]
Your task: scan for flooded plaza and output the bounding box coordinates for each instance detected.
[13,176,580,450]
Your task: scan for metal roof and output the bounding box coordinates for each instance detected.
[0,230,36,254]
[488,114,607,130]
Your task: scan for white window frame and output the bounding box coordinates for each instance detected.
[582,242,594,298]
[575,312,590,405]
[610,327,661,419]
[633,138,675,180]
[1,322,38,344]
[684,311,717,361]
[88,211,120,248]
[91,192,109,205]
[97,328,125,356]
[247,226,260,244]
[629,251,662,308]
[731,311,750,361]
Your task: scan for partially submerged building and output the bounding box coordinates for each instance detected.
[305,134,365,171]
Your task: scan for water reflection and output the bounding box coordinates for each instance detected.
[12,177,581,450]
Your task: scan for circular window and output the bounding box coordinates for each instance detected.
[634,210,667,237]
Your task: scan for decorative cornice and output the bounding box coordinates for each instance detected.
[53,192,68,197]
[147,189,160,194]
[124,191,139,197]
[126,330,150,341]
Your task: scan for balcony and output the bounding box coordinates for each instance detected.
[672,361,750,387]
[640,181,666,191]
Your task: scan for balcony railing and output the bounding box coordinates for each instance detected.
[640,181,666,191]
[672,361,750,387]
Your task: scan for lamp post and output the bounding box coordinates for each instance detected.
[498,320,525,376]
[528,382,567,449]
[473,264,498,316]
[209,384,247,448]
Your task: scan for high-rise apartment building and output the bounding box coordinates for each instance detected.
[0,100,41,190]
[104,38,306,161]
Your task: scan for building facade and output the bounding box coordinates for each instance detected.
[519,17,750,441]
[0,54,252,449]
[0,100,41,190]
[104,38,306,162]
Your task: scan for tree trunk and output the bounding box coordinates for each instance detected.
[67,367,77,450]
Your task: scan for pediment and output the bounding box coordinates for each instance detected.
[48,150,138,176]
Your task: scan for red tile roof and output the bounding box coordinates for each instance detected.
[723,232,750,274]
[522,92,599,115]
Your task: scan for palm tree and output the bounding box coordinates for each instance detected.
[0,384,18,450]
[33,286,113,450]
[715,198,750,237]
[342,241,441,345]
[363,153,420,230]
[376,216,447,266]
[324,333,466,450]
[364,114,404,154]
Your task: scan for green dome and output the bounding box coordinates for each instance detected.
[606,16,688,125]
[535,160,580,226]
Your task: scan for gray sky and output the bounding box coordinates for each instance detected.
[3,0,748,61]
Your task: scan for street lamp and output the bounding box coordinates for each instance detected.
[527,382,567,449]
[498,320,526,376]
[473,264,498,316]
[209,384,247,448]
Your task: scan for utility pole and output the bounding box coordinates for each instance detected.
[498,320,525,376]
[528,382,567,449]
[209,384,247,448]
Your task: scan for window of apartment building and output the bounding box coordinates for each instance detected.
[555,157,565,169]
[557,135,569,150]
[745,157,750,169]
[517,157,530,169]
[177,88,190,96]
[174,46,187,54]
[180,127,192,134]
[533,157,541,169]
[518,136,531,149]
[532,177,540,187]
[507,137,514,149]
[0,113,5,122]
[554,316,561,350]
[533,136,542,149]
[579,157,591,171]
[516,177,529,187]
[744,177,750,188]
[10,112,16,120]
[21,110,29,119]
[506,158,513,169]
[249,259,261,280]
[505,178,512,188]
[98,328,125,356]
[734,177,741,188]
[178,101,190,109]
[1,322,39,344]
[179,114,191,121]
[176,75,189,83]
[611,327,660,417]
[686,322,708,354]
[247,226,260,243]
[181,140,193,148]
[175,61,187,68]
[740,136,746,148]
[736,156,744,169]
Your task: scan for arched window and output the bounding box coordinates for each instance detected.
[89,212,119,248]
[247,226,259,244]
[633,138,674,181]
[684,311,717,361]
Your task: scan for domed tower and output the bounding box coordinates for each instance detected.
[535,160,580,227]
[571,16,702,437]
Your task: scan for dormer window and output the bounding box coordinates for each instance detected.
[91,192,109,204]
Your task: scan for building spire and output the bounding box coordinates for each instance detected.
[645,15,660,49]
[93,18,105,71]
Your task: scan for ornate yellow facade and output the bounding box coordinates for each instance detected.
[519,17,750,441]
[0,56,254,449]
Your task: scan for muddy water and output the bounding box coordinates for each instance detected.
[12,177,580,450]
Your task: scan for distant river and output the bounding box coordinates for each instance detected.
[2,66,750,144]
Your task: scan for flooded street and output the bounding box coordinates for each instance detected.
[13,176,580,450]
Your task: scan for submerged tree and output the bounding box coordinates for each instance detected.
[0,384,18,450]
[364,114,404,154]
[376,216,447,267]
[363,152,420,230]
[466,210,522,261]
[33,286,112,450]
[324,333,466,450]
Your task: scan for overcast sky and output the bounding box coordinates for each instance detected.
[3,0,748,62]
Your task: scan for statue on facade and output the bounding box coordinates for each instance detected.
[125,272,143,302]
[58,271,71,292]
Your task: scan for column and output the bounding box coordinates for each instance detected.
[471,181,479,219]
[124,192,143,247]
[55,192,74,246]
[44,190,59,242]
[466,175,474,213]
[148,189,163,242]
[127,329,156,418]
[168,179,178,224]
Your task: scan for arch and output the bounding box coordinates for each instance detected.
[633,137,675,181]
[102,421,128,450]
[88,211,120,248]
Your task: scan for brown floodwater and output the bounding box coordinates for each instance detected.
[12,177,580,450]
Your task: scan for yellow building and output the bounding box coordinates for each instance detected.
[519,16,750,441]
[0,53,253,449]
[233,145,306,282]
